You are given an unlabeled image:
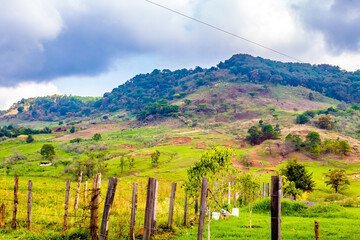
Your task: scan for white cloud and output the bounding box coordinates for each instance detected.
[0,82,61,110]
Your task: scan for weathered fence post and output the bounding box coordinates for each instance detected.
[84,180,88,204]
[143,177,156,240]
[27,180,32,231]
[184,194,188,226]
[271,176,282,240]
[227,182,231,205]
[74,171,83,212]
[12,175,18,229]
[195,199,199,215]
[0,203,5,229]
[99,177,118,240]
[197,177,208,240]
[130,182,137,240]
[90,173,101,240]
[168,182,177,229]
[64,180,71,232]
[263,182,265,198]
[152,179,159,234]
[315,220,320,240]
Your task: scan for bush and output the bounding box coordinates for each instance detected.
[253,198,308,216]
[296,114,310,124]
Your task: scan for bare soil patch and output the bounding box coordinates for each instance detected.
[275,99,332,112]
[193,142,207,149]
[119,144,133,149]
[54,124,127,141]
[168,137,192,145]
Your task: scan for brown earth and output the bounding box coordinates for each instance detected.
[168,137,192,145]
[274,99,332,112]
[119,144,133,149]
[193,142,207,149]
[54,124,127,141]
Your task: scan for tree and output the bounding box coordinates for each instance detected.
[127,154,135,172]
[92,133,102,141]
[183,99,192,105]
[40,144,55,161]
[306,131,321,156]
[246,126,263,145]
[183,147,232,199]
[308,92,314,101]
[151,150,160,167]
[238,173,259,228]
[296,114,310,124]
[120,154,125,173]
[17,106,24,113]
[248,92,258,98]
[339,140,351,156]
[26,135,34,144]
[325,169,350,193]
[318,115,333,130]
[282,176,302,200]
[70,126,75,133]
[279,159,315,192]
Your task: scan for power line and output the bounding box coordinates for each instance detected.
[144,0,303,63]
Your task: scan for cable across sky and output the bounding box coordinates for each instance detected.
[144,0,303,63]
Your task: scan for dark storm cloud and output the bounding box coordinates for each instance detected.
[294,0,360,53]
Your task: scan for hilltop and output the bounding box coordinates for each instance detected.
[1,54,360,125]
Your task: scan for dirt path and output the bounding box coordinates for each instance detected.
[54,124,127,141]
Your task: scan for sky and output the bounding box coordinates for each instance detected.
[1,0,360,109]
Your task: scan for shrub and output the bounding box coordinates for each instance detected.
[296,114,310,124]
[253,198,307,216]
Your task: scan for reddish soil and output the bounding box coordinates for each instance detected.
[119,144,133,149]
[275,99,332,112]
[231,156,245,171]
[233,111,260,120]
[259,169,277,174]
[193,142,207,149]
[54,124,127,141]
[133,153,151,158]
[168,137,192,145]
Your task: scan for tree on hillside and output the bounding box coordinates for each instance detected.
[238,173,260,228]
[92,133,102,141]
[339,140,351,156]
[282,176,302,200]
[306,131,321,156]
[26,135,34,144]
[296,114,310,124]
[183,147,232,199]
[279,159,315,192]
[40,144,55,161]
[151,150,161,167]
[317,115,333,130]
[325,169,350,193]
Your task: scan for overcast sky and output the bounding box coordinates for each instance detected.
[1,0,360,109]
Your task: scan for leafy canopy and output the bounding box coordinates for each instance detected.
[325,169,350,193]
[183,147,232,199]
[279,159,315,192]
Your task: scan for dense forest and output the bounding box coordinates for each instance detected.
[3,54,360,121]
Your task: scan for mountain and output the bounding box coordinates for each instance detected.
[2,53,360,122]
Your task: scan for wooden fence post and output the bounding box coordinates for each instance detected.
[263,182,265,198]
[27,180,32,231]
[0,203,5,229]
[84,181,88,204]
[315,220,320,240]
[64,180,71,232]
[168,182,177,229]
[11,175,18,229]
[195,199,199,215]
[184,194,188,226]
[152,179,159,234]
[90,173,101,240]
[130,182,137,240]
[143,177,156,240]
[99,177,118,240]
[197,177,208,240]
[227,182,231,205]
[271,176,282,240]
[74,171,82,212]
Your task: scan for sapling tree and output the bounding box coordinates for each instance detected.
[238,173,260,228]
[325,169,350,193]
[183,147,233,200]
[127,154,135,172]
